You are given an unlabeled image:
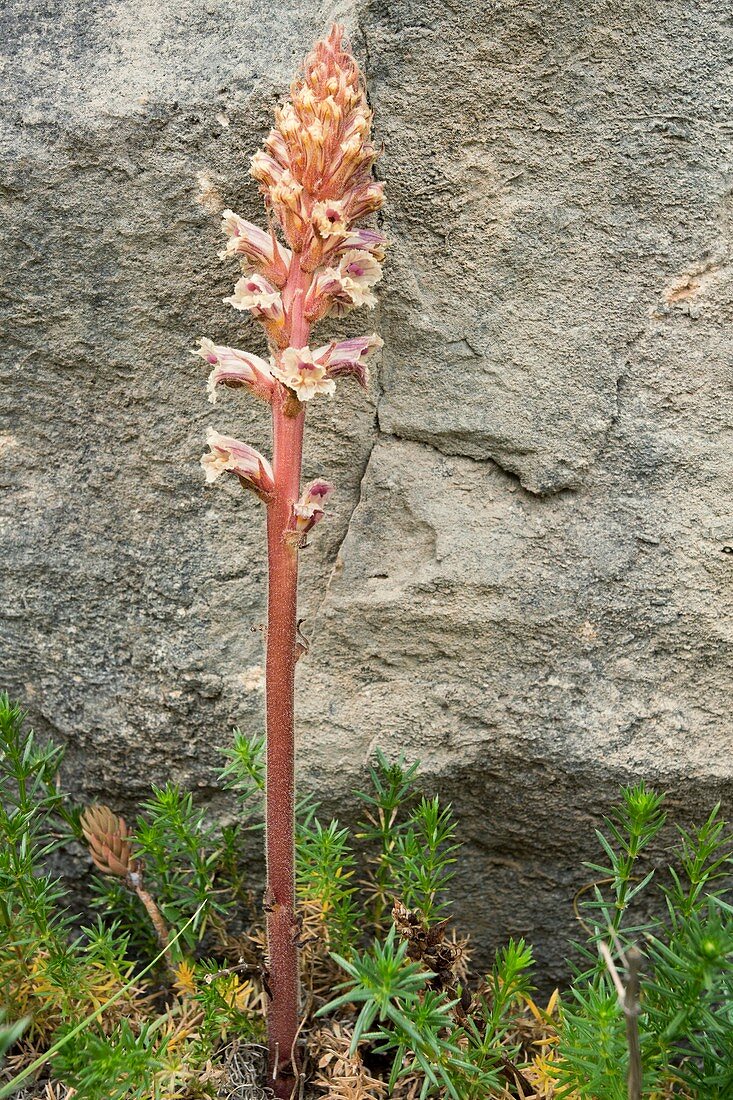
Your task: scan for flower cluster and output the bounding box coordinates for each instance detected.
[250,25,384,261]
[199,23,386,531]
[195,334,383,406]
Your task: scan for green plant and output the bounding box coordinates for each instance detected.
[318,926,464,1097]
[0,1012,27,1067]
[0,695,260,1099]
[356,751,461,926]
[317,926,541,1099]
[134,783,231,943]
[5,687,733,1100]
[297,816,359,953]
[52,1019,170,1100]
[0,692,133,1038]
[384,796,459,924]
[312,755,543,1099]
[582,783,666,944]
[356,751,421,922]
[556,785,733,1099]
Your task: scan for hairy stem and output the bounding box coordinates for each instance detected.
[265,260,310,1095]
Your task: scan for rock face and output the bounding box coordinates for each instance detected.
[2,0,732,983]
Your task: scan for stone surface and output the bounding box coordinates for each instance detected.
[2,0,733,983]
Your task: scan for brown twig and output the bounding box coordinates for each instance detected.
[624,946,643,1100]
[128,871,175,973]
[598,940,643,1100]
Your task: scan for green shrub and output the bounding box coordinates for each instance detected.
[2,691,732,1099]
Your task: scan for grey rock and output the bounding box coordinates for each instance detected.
[1,0,733,985]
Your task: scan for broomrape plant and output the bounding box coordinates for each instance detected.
[194,24,385,1094]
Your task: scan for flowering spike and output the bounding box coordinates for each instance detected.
[314,333,383,388]
[270,346,336,402]
[80,805,138,879]
[250,23,384,259]
[201,427,274,500]
[81,805,172,958]
[192,339,276,403]
[289,478,334,543]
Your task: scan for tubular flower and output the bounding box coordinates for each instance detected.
[306,249,383,319]
[314,333,383,389]
[312,199,350,239]
[219,209,291,286]
[201,427,275,499]
[290,479,334,542]
[328,226,388,262]
[250,24,384,257]
[224,273,285,326]
[193,339,276,404]
[270,346,336,402]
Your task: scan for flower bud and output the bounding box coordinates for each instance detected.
[81,805,139,879]
[250,150,285,191]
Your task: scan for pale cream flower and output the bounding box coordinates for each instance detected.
[312,199,350,239]
[192,339,275,404]
[308,249,383,317]
[313,334,383,388]
[224,274,284,322]
[270,346,336,401]
[338,250,383,288]
[291,479,334,541]
[218,209,291,285]
[201,427,274,499]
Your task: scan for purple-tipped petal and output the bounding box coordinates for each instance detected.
[219,209,291,286]
[193,339,276,403]
[313,334,383,389]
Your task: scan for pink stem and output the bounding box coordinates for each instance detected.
[265,258,310,1096]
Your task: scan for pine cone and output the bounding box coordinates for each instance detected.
[80,804,139,879]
